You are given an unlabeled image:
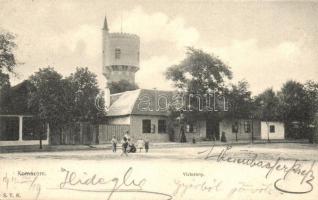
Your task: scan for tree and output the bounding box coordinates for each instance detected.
[27,67,67,146]
[304,80,318,123]
[254,88,280,121]
[28,67,67,126]
[0,72,10,113]
[165,47,232,141]
[0,31,16,78]
[254,88,280,142]
[109,80,138,94]
[223,81,254,141]
[0,72,10,88]
[165,47,232,114]
[304,80,318,142]
[166,47,232,94]
[278,80,311,139]
[27,67,106,144]
[67,67,105,122]
[226,80,253,119]
[0,31,17,113]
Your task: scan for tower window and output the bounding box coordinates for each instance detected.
[115,48,121,59]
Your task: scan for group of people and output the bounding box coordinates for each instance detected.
[111,132,149,156]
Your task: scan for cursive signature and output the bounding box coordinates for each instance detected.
[173,178,222,197]
[56,167,172,200]
[198,145,316,194]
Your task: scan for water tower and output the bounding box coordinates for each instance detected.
[102,16,140,86]
[102,16,140,109]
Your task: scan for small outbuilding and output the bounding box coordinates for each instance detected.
[219,119,285,141]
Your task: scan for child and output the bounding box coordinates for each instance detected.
[121,137,128,156]
[137,139,145,152]
[144,138,149,153]
[124,131,130,141]
[111,136,117,152]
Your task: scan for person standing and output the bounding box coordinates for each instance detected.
[111,136,118,152]
[137,139,145,152]
[144,138,149,153]
[121,137,128,156]
[179,110,187,143]
[124,131,130,141]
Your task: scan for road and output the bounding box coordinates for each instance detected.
[1,143,317,161]
[0,143,317,200]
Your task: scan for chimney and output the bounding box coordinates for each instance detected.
[105,85,110,111]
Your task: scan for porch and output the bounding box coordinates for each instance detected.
[0,115,49,146]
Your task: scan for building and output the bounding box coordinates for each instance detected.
[219,119,285,141]
[0,81,50,146]
[0,115,49,146]
[98,89,207,143]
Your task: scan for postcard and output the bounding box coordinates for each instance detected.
[0,0,317,200]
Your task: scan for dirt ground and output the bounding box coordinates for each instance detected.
[1,143,317,200]
[1,143,317,161]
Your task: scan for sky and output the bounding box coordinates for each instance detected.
[0,0,317,95]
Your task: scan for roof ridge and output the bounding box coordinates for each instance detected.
[110,88,141,96]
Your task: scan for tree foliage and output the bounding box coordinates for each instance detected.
[226,80,254,119]
[0,31,16,76]
[0,72,10,113]
[27,67,105,126]
[0,31,16,112]
[66,67,105,121]
[109,79,138,94]
[165,47,232,94]
[278,80,309,123]
[276,80,318,139]
[304,80,318,123]
[165,47,233,132]
[254,88,280,121]
[28,67,66,126]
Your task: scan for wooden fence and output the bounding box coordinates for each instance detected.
[50,122,98,145]
[98,124,130,144]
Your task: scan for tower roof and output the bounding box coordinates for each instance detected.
[103,16,109,31]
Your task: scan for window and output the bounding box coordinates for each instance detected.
[270,125,275,133]
[115,48,121,59]
[244,121,251,133]
[232,122,238,133]
[142,119,151,133]
[158,120,167,133]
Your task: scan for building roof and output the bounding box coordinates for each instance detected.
[107,89,174,117]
